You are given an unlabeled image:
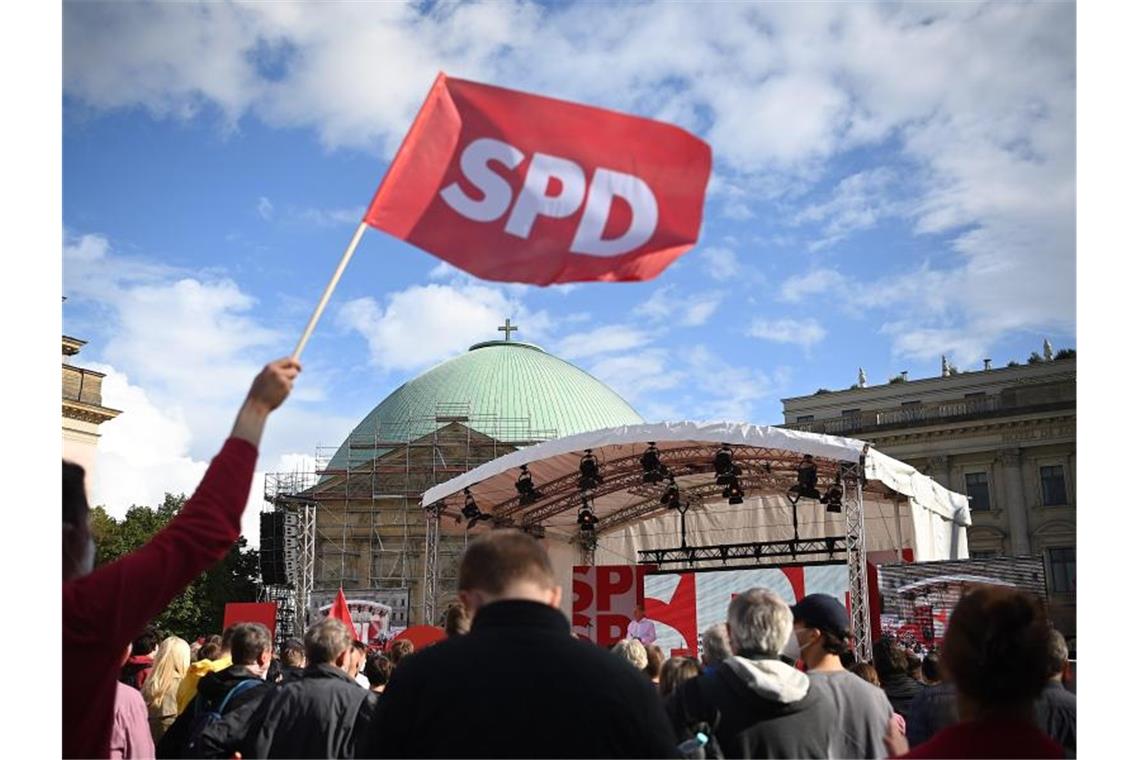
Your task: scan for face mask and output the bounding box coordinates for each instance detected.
[780,629,802,663]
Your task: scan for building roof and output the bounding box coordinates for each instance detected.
[325,340,644,472]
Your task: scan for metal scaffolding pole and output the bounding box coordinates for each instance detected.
[422,503,443,625]
[842,459,873,662]
[293,502,316,637]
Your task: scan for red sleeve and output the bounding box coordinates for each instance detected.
[63,437,258,649]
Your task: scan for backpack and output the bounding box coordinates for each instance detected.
[674,678,725,760]
[182,678,262,756]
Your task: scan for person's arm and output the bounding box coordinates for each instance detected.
[63,359,300,653]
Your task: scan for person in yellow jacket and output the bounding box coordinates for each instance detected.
[176,628,234,713]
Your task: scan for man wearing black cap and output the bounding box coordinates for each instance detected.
[792,593,894,759]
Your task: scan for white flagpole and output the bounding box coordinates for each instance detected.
[291,221,369,361]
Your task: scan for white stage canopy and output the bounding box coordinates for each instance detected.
[421,421,972,563]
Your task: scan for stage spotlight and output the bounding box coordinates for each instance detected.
[641,443,666,484]
[713,444,733,482]
[579,449,603,490]
[792,455,821,500]
[577,498,599,532]
[461,488,493,529]
[462,488,479,519]
[723,475,745,505]
[660,477,682,510]
[823,477,843,513]
[515,465,542,505]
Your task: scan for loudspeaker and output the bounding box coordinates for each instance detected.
[260,511,298,586]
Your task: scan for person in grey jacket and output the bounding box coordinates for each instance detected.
[791,594,894,758]
[665,588,837,758]
[237,618,368,759]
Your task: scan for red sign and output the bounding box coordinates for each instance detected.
[365,73,712,285]
[222,602,277,638]
[389,625,447,652]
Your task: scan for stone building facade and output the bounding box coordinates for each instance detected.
[781,355,1076,636]
[62,334,120,474]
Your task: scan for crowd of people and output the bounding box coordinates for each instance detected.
[64,359,1077,759]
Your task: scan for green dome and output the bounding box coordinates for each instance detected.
[326,340,644,471]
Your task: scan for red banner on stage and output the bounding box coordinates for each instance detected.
[364,73,712,285]
[223,602,277,638]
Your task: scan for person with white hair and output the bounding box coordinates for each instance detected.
[701,622,732,670]
[664,588,837,758]
[612,638,649,672]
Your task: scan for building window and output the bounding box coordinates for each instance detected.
[971,550,999,559]
[1040,465,1067,507]
[796,415,814,423]
[964,472,991,511]
[841,409,862,417]
[1047,547,1076,593]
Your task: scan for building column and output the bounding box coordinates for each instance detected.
[1067,451,1076,506]
[1000,448,1031,555]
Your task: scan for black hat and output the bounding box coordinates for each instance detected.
[790,593,851,637]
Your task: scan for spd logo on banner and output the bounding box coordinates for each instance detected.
[365,73,712,285]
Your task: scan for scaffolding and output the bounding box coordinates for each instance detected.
[263,403,555,633]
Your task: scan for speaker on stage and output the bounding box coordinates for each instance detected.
[260,511,297,586]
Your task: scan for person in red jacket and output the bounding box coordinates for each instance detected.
[62,357,300,759]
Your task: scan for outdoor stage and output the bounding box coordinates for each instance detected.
[420,420,972,660]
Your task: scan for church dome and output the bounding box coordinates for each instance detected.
[325,339,644,471]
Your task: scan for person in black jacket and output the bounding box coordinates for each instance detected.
[277,637,307,683]
[155,622,274,759]
[664,588,837,758]
[355,530,678,758]
[238,617,368,759]
[873,638,924,720]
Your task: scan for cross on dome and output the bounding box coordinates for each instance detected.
[498,319,518,341]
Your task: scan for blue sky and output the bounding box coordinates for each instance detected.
[60,1,1075,527]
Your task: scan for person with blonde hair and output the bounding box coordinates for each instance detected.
[612,638,649,671]
[141,636,190,743]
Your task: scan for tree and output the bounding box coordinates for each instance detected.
[89,493,261,640]
[1027,351,1045,364]
[1055,348,1076,360]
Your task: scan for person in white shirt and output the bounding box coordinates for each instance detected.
[627,604,657,645]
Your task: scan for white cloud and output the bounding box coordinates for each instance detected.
[748,318,826,348]
[793,168,902,250]
[700,247,740,282]
[63,234,350,538]
[779,268,847,303]
[634,286,724,327]
[294,206,363,227]
[337,282,550,371]
[557,325,653,361]
[257,196,274,220]
[682,293,723,327]
[587,349,686,412]
[427,261,461,280]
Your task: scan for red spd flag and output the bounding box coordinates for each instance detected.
[364,73,712,285]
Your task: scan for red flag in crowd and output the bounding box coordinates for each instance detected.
[364,73,712,285]
[328,587,359,642]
